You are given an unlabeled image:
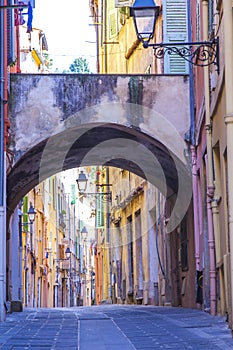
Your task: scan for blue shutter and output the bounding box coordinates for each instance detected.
[163,0,188,74]
[7,0,15,66]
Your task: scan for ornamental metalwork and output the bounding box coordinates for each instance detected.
[146,38,219,74]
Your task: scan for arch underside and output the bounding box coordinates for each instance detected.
[7,123,191,230]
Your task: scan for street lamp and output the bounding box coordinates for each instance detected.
[28,202,36,252]
[65,246,71,258]
[81,226,88,240]
[130,0,220,73]
[65,247,72,306]
[28,202,36,223]
[76,171,88,193]
[130,0,160,45]
[76,171,112,202]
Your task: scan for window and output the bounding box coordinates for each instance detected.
[196,0,201,42]
[163,0,188,74]
[108,9,118,39]
[208,0,214,36]
[96,195,104,228]
[7,1,15,66]
[58,244,65,259]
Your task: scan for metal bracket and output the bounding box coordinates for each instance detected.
[145,37,220,74]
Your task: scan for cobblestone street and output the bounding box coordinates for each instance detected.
[0,305,233,349]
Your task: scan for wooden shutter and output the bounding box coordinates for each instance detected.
[208,0,214,35]
[58,244,65,259]
[7,0,15,66]
[96,195,104,228]
[109,10,118,38]
[23,196,28,232]
[108,0,118,39]
[163,0,188,74]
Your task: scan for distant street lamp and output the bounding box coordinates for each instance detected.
[28,202,36,251]
[81,226,88,241]
[76,171,88,193]
[65,246,71,258]
[65,247,72,306]
[130,0,220,73]
[76,171,112,202]
[28,202,36,222]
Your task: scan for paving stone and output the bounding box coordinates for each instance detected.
[0,306,233,349]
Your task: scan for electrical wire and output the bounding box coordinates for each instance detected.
[155,217,166,278]
[156,194,166,278]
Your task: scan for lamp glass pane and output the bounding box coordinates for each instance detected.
[76,172,88,192]
[133,8,156,41]
[78,180,87,192]
[28,212,35,222]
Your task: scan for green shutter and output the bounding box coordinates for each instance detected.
[108,0,118,39]
[96,195,104,228]
[23,196,28,232]
[71,184,76,204]
[163,0,188,74]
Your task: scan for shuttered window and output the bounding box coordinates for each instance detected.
[96,195,104,228]
[208,0,214,36]
[109,9,118,38]
[7,0,15,66]
[163,0,188,74]
[108,0,118,39]
[196,0,201,42]
[58,244,65,259]
[23,196,28,233]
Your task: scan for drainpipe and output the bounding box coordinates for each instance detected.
[190,146,200,273]
[95,6,100,73]
[103,0,107,73]
[106,167,112,301]
[202,0,216,315]
[187,0,201,278]
[18,208,23,302]
[223,0,233,328]
[0,1,7,322]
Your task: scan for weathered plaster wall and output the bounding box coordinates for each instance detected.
[8,74,191,222]
[9,74,190,160]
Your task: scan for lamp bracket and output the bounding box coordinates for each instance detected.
[80,191,112,203]
[145,37,219,74]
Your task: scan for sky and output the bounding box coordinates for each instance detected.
[33,0,97,72]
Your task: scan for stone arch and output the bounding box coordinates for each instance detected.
[8,75,191,231]
[7,122,191,233]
